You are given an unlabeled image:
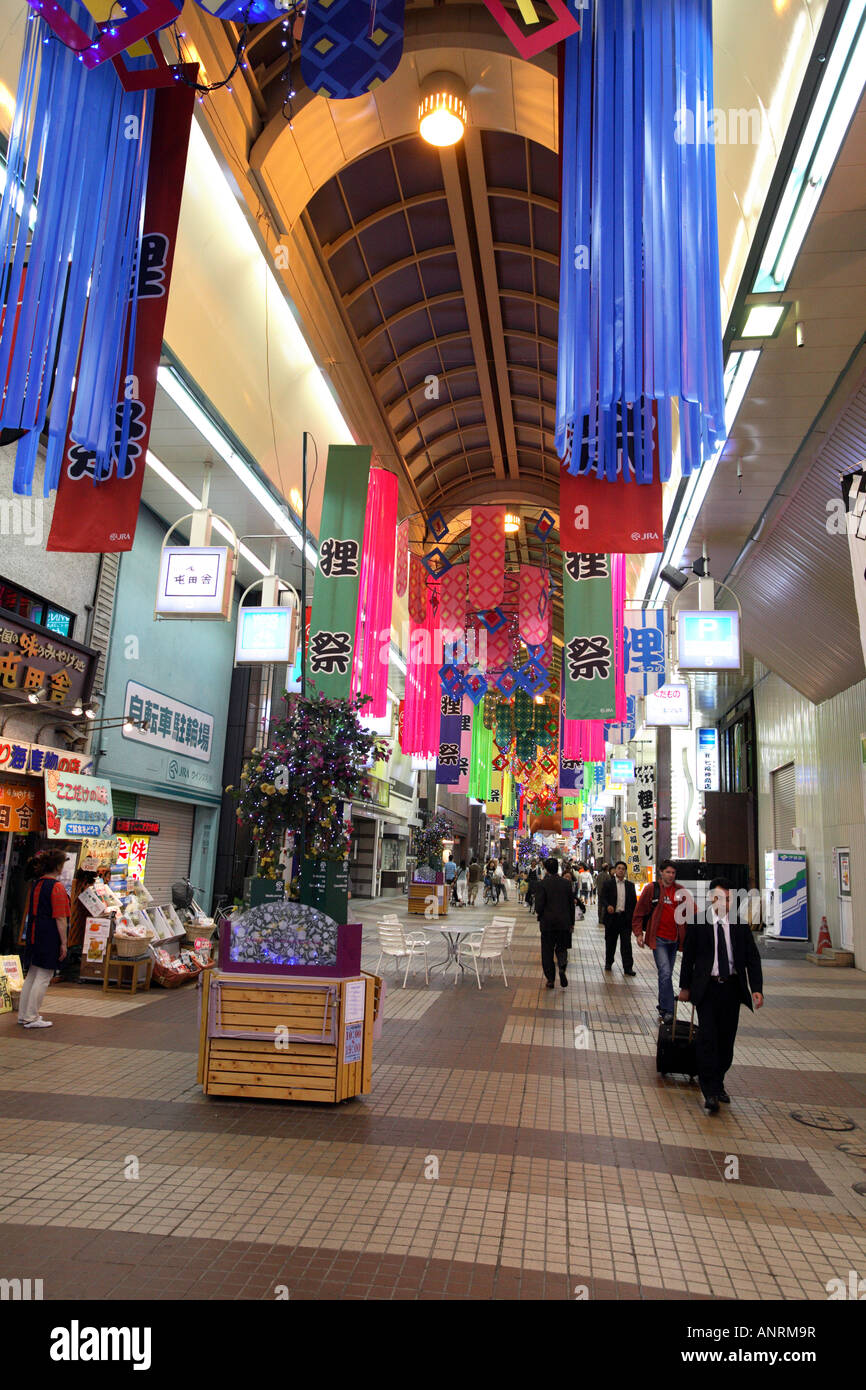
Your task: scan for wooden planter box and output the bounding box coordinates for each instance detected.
[197,968,381,1104]
[408,881,448,917]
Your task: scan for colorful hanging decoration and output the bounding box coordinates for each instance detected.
[301,0,406,99]
[0,8,153,497]
[605,694,638,747]
[306,445,372,699]
[480,0,579,59]
[29,0,183,70]
[403,575,440,757]
[455,695,473,794]
[624,609,667,697]
[408,552,427,623]
[518,566,550,646]
[611,553,627,722]
[482,693,498,731]
[435,694,463,787]
[559,456,664,554]
[46,72,196,551]
[556,0,725,482]
[562,552,616,721]
[468,506,506,609]
[440,563,467,630]
[395,519,409,597]
[469,704,493,802]
[352,467,398,717]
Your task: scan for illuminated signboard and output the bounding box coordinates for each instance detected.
[155,547,234,621]
[696,728,720,792]
[114,818,160,837]
[645,683,691,727]
[676,610,741,671]
[610,758,635,784]
[235,606,294,665]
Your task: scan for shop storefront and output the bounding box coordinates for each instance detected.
[93,508,236,910]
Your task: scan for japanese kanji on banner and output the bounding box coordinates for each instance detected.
[455,695,473,793]
[306,444,372,699]
[485,766,504,820]
[435,694,462,786]
[563,552,617,721]
[605,694,638,747]
[635,763,656,866]
[622,819,642,880]
[624,609,666,697]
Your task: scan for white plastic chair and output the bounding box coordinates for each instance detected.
[491,915,516,967]
[456,922,510,989]
[374,921,431,987]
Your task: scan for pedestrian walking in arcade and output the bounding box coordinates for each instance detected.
[632,860,693,1023]
[679,877,764,1113]
[18,850,70,1030]
[533,857,575,989]
[598,860,637,976]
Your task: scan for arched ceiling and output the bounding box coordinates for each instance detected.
[305,126,560,514]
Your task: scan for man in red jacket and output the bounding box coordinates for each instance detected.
[632,860,694,1024]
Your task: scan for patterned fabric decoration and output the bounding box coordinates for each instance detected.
[301,0,406,100]
[624,608,667,697]
[513,688,534,732]
[516,731,536,764]
[534,511,556,541]
[486,621,515,673]
[469,507,505,609]
[455,694,473,794]
[464,670,488,705]
[518,566,550,646]
[427,509,448,541]
[482,693,498,730]
[479,0,579,60]
[408,553,427,624]
[438,664,464,699]
[495,668,520,697]
[395,519,409,597]
[421,547,452,578]
[517,661,549,695]
[440,563,467,630]
[496,701,513,738]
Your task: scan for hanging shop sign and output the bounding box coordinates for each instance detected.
[592,814,605,861]
[155,546,234,621]
[622,819,641,879]
[47,79,198,553]
[645,683,691,728]
[560,465,664,554]
[235,606,295,664]
[121,681,214,763]
[44,770,113,840]
[610,758,635,784]
[635,764,655,866]
[116,834,149,881]
[79,837,120,871]
[0,610,97,716]
[0,739,94,776]
[562,553,616,721]
[0,780,43,833]
[114,818,160,837]
[696,728,720,793]
[676,610,741,671]
[306,444,372,699]
[624,609,667,698]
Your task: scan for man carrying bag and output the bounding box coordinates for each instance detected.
[533,857,575,989]
[598,860,637,977]
[678,877,764,1114]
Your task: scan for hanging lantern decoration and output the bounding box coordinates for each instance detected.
[556,0,725,483]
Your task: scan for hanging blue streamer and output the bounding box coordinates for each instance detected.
[556,0,726,485]
[0,6,151,497]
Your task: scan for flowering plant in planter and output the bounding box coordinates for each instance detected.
[231,691,388,870]
[412,811,454,872]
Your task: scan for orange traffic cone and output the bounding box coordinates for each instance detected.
[816,916,832,954]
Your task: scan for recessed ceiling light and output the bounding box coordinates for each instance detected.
[741,303,788,338]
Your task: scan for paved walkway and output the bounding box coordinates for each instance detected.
[1,893,865,1300]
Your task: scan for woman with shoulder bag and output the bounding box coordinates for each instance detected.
[18,849,70,1029]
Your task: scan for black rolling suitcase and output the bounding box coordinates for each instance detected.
[656,1000,698,1080]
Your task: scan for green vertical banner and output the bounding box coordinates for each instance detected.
[563,552,617,721]
[306,444,373,698]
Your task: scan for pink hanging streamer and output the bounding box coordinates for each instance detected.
[352,467,399,718]
[440,563,467,629]
[403,578,441,757]
[519,565,549,645]
[562,717,606,761]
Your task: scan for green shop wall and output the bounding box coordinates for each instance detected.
[95,506,237,909]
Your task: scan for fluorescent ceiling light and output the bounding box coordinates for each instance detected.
[753,0,866,293]
[146,449,269,577]
[646,350,761,606]
[740,303,787,338]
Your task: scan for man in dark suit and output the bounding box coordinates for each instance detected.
[598,859,637,977]
[679,876,764,1114]
[533,857,575,989]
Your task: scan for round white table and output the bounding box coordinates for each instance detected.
[421,921,478,979]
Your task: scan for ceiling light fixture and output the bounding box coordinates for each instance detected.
[504,513,521,534]
[27,687,46,705]
[740,302,788,338]
[418,71,468,148]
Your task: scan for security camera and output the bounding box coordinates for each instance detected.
[660,564,689,592]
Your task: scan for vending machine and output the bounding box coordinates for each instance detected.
[764,851,808,939]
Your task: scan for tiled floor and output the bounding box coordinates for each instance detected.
[1,893,866,1300]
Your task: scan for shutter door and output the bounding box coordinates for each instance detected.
[111,790,137,821]
[134,796,194,905]
[772,763,796,851]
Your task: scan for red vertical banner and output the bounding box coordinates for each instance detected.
[47,78,197,552]
[468,506,505,609]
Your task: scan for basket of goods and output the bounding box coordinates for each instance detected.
[112,913,155,959]
[183,914,215,945]
[149,946,198,988]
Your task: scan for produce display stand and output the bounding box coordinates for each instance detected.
[197,968,382,1103]
[101,923,154,994]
